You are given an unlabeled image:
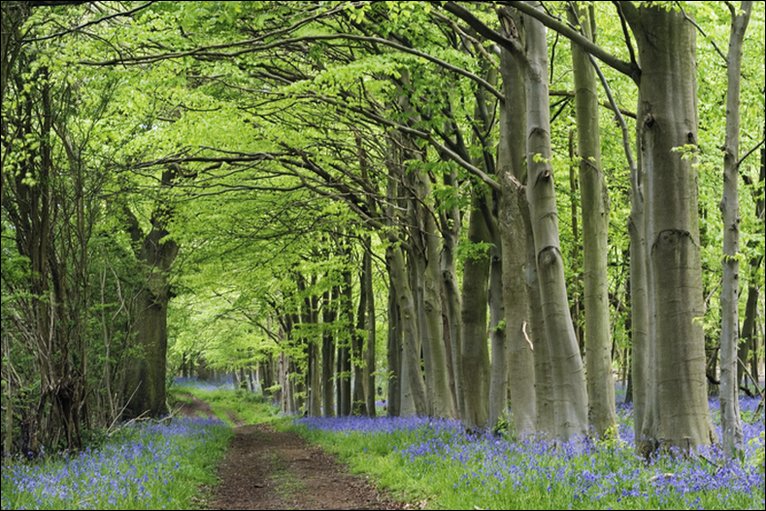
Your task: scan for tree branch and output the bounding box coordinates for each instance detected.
[611,1,638,71]
[738,138,764,168]
[442,1,528,65]
[23,2,155,43]
[504,0,640,82]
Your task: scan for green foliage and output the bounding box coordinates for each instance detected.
[457,240,494,263]
[751,431,765,474]
[1,0,764,464]
[491,411,515,439]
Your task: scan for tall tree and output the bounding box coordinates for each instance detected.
[523,2,589,440]
[508,0,719,455]
[460,190,492,429]
[719,0,752,458]
[622,3,717,453]
[123,168,179,419]
[496,28,537,436]
[567,2,617,438]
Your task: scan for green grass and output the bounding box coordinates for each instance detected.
[292,425,451,506]
[290,408,765,510]
[170,386,284,426]
[14,386,755,510]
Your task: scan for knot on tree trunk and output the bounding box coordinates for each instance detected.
[651,229,696,252]
[537,245,561,268]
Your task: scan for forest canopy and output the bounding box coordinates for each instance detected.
[1,0,764,460]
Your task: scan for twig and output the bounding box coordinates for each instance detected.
[522,321,534,351]
[737,138,764,167]
[677,2,728,64]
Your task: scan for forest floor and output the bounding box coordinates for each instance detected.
[176,393,406,510]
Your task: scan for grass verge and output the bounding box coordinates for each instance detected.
[170,385,284,426]
[290,401,765,510]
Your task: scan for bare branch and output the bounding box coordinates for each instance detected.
[504,0,640,82]
[442,1,528,64]
[676,2,728,65]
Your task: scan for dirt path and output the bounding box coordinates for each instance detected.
[174,394,405,510]
[175,392,217,419]
[207,423,405,510]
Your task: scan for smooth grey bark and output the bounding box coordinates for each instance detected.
[629,127,652,446]
[387,272,402,416]
[353,264,368,415]
[497,42,537,437]
[568,3,617,438]
[460,192,492,429]
[524,3,588,440]
[439,170,465,419]
[423,206,459,418]
[567,130,583,354]
[321,288,336,416]
[337,270,354,416]
[719,0,751,458]
[527,192,553,436]
[624,3,716,453]
[363,237,377,417]
[386,245,428,416]
[487,241,508,430]
[401,150,457,419]
[391,87,456,418]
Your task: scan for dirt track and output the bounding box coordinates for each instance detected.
[207,422,404,510]
[176,393,404,510]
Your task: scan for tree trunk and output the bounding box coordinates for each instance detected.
[460,193,492,429]
[419,178,458,419]
[568,3,617,438]
[386,246,428,416]
[524,3,588,440]
[123,209,178,419]
[719,0,751,457]
[628,94,651,451]
[363,237,377,417]
[624,3,717,454]
[354,132,377,417]
[321,289,336,416]
[387,272,402,416]
[497,41,537,437]
[126,287,172,417]
[353,264,368,415]
[337,270,353,416]
[487,242,508,430]
[308,290,322,416]
[568,130,583,355]
[439,170,464,419]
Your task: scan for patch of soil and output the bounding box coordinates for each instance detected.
[175,393,217,419]
[208,423,407,510]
